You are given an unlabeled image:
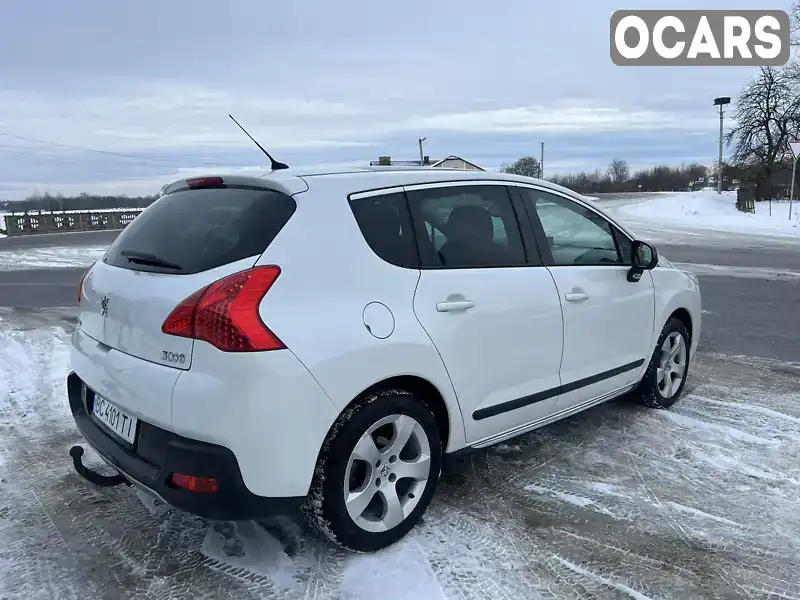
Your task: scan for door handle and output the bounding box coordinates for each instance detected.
[436,300,475,312]
[565,293,589,302]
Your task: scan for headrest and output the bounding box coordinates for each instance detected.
[447,205,493,238]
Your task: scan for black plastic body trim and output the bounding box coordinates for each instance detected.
[472,359,645,421]
[67,372,303,520]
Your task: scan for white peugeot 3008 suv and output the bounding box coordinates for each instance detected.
[67,166,701,552]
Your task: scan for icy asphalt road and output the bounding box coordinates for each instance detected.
[1,307,799,600]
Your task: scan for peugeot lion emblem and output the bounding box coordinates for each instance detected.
[100,295,110,317]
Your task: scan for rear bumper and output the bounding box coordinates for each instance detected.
[67,372,303,520]
[70,326,339,499]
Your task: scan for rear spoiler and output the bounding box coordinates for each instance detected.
[160,174,308,197]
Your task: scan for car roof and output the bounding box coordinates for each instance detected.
[160,165,595,212]
[271,165,586,199]
[165,165,581,195]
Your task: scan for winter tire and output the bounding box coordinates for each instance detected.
[636,317,691,409]
[303,388,442,552]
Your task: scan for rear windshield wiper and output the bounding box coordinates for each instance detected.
[120,250,183,270]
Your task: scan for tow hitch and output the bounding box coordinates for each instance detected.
[69,445,130,488]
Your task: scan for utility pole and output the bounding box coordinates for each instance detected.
[789,141,800,220]
[714,97,731,194]
[540,142,545,179]
[418,137,427,166]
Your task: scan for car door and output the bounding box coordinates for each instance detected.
[515,185,655,410]
[407,181,565,444]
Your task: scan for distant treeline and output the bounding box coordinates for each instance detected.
[502,157,730,195]
[548,163,715,195]
[1,192,158,213]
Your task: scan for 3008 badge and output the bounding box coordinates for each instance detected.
[161,351,186,364]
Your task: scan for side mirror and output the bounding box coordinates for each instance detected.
[627,240,658,282]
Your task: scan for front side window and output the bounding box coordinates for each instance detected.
[407,185,526,268]
[520,188,623,266]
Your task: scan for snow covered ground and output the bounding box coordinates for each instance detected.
[2,307,799,599]
[607,191,800,245]
[0,245,107,270]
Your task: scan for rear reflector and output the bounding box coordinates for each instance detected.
[186,176,224,189]
[161,265,286,352]
[170,473,219,493]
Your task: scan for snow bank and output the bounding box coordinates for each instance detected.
[0,245,107,270]
[611,190,800,237]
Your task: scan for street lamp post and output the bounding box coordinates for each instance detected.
[418,137,427,166]
[714,97,731,194]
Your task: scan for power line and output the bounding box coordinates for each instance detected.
[0,148,167,171]
[0,145,177,167]
[0,129,201,167]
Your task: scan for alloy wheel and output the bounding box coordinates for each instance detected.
[343,414,432,533]
[657,331,687,399]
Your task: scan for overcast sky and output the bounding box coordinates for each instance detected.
[0,0,782,200]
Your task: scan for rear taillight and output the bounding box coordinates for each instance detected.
[78,263,94,303]
[161,266,285,352]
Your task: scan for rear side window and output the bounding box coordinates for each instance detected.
[407,184,527,268]
[104,187,296,274]
[349,192,419,268]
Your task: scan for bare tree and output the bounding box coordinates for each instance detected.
[786,0,800,84]
[726,67,800,200]
[607,158,630,184]
[686,163,708,186]
[549,163,702,193]
[502,156,541,178]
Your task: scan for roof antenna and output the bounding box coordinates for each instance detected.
[228,114,289,171]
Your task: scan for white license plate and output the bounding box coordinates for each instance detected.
[92,394,138,444]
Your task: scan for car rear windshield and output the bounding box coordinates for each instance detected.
[104,186,297,275]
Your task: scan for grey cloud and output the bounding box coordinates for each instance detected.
[0,0,762,199]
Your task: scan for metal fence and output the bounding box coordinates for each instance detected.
[735,187,756,213]
[3,209,145,237]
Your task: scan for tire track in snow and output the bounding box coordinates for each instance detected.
[2,308,800,599]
